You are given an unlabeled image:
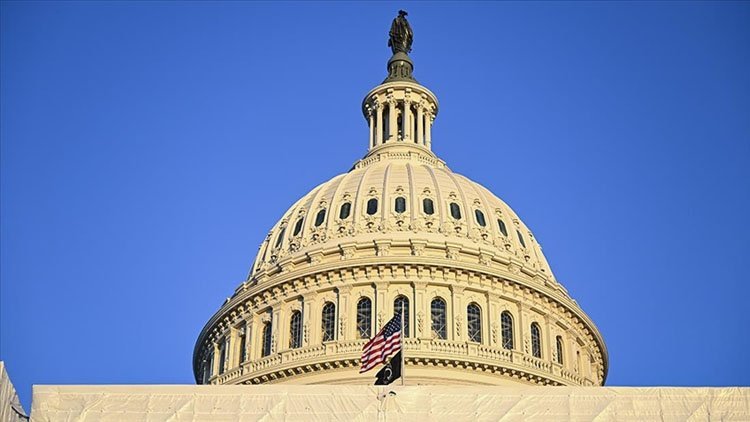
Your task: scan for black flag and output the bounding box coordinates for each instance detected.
[374,351,402,385]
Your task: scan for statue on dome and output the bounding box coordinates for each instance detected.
[388,10,413,54]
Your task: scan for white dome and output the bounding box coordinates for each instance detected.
[194,21,606,387]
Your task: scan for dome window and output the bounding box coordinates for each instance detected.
[356,298,372,339]
[497,219,508,237]
[315,209,326,227]
[322,302,336,342]
[218,339,227,375]
[556,336,564,365]
[261,321,273,357]
[423,198,435,215]
[450,202,462,219]
[517,230,527,248]
[293,218,304,236]
[431,297,447,340]
[274,228,286,249]
[238,324,248,364]
[339,202,351,219]
[395,196,406,213]
[531,322,542,358]
[394,296,410,337]
[475,209,487,226]
[289,311,302,349]
[467,303,482,343]
[366,198,378,215]
[501,311,514,350]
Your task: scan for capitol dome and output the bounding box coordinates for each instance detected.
[194,14,607,387]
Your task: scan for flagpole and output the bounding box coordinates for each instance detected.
[400,308,405,386]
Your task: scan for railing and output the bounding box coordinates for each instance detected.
[215,339,587,386]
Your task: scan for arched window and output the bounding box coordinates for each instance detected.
[556,335,564,365]
[430,297,447,339]
[395,196,406,213]
[315,209,326,227]
[292,218,304,236]
[423,198,435,215]
[531,322,542,358]
[339,202,351,219]
[321,302,336,342]
[274,228,286,248]
[475,209,487,226]
[238,324,248,363]
[517,230,527,248]
[218,339,227,375]
[467,303,482,342]
[497,219,508,236]
[366,198,378,215]
[204,353,213,382]
[261,322,273,357]
[450,202,462,219]
[356,298,372,339]
[394,296,410,337]
[501,311,514,350]
[289,311,302,349]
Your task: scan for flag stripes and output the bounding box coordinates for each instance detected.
[360,315,402,373]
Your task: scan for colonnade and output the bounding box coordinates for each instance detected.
[366,91,435,150]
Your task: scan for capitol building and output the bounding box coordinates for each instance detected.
[4,11,747,421]
[192,12,606,389]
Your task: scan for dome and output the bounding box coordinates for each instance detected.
[249,146,558,293]
[194,12,607,388]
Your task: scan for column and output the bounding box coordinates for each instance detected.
[449,285,464,342]
[368,107,375,149]
[246,319,256,362]
[376,103,384,146]
[402,98,411,141]
[425,112,433,149]
[271,306,281,354]
[338,286,352,340]
[211,341,220,379]
[302,293,316,346]
[416,103,424,145]
[388,99,397,142]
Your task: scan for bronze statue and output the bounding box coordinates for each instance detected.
[388,10,413,54]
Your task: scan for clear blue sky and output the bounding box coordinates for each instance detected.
[2,1,749,410]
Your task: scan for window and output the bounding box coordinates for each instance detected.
[556,336,564,365]
[423,198,435,215]
[450,202,462,219]
[517,230,527,248]
[205,353,213,382]
[395,196,406,213]
[497,219,508,236]
[293,218,304,236]
[218,339,227,375]
[339,202,351,219]
[261,322,273,357]
[356,298,372,339]
[239,325,248,363]
[431,297,447,339]
[274,228,286,248]
[289,311,302,349]
[475,209,486,226]
[467,303,482,342]
[315,209,326,227]
[394,296,410,337]
[531,322,542,358]
[322,302,336,342]
[366,198,378,215]
[501,311,514,350]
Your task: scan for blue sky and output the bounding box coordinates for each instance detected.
[1,1,748,410]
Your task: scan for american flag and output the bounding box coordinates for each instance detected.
[360,314,402,373]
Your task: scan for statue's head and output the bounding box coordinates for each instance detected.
[398,10,408,17]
